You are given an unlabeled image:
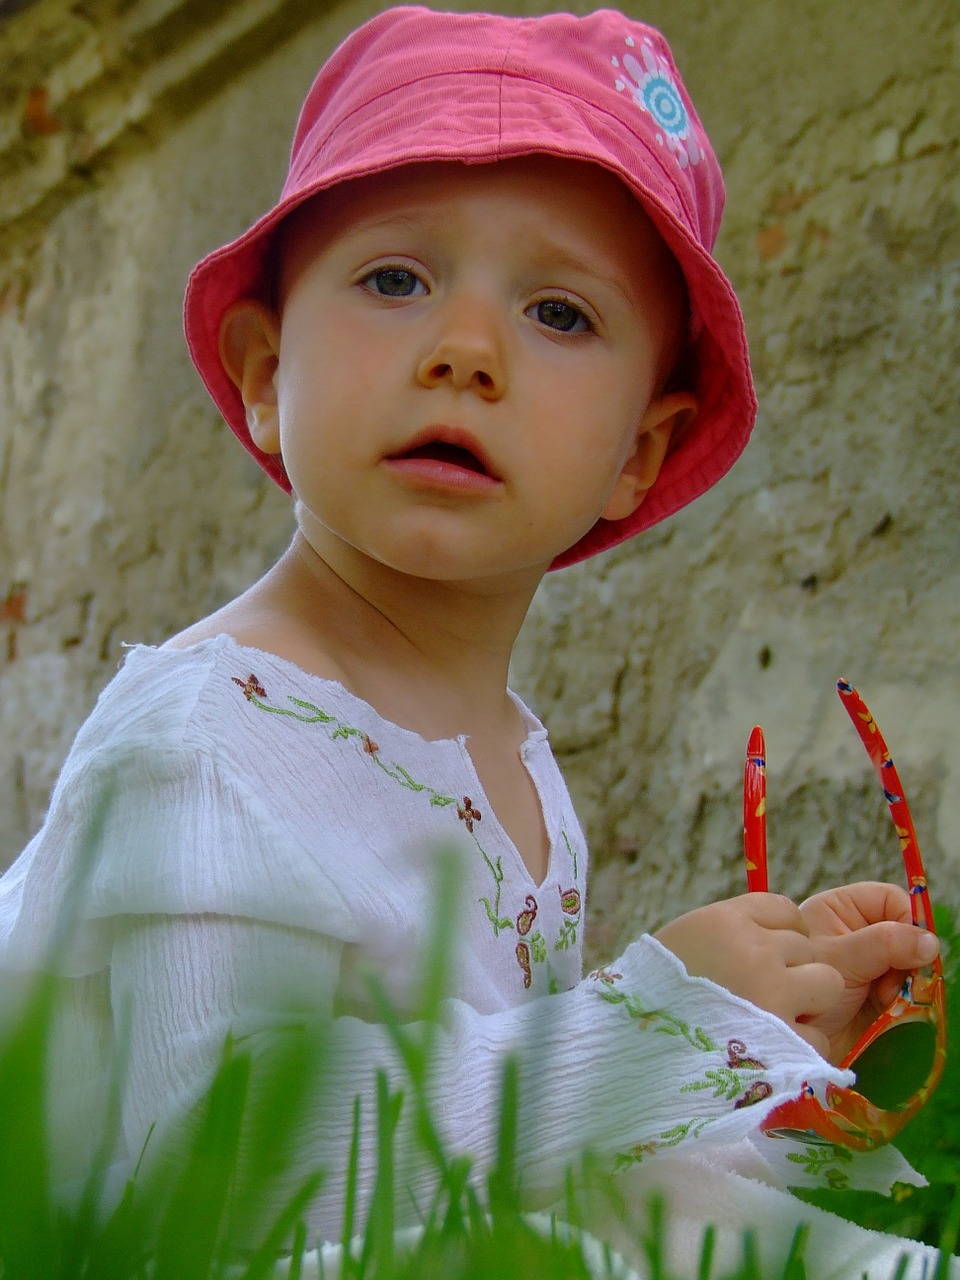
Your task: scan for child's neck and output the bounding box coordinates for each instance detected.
[241,532,543,740]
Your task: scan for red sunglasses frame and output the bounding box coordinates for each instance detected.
[743,679,947,1151]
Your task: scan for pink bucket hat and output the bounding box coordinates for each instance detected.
[184,6,756,570]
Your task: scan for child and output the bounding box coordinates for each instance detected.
[0,7,951,1277]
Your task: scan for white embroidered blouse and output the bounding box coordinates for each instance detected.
[0,636,917,1235]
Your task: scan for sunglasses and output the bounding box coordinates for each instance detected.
[742,679,947,1151]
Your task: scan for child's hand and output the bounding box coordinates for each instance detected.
[654,895,844,1058]
[798,881,940,1064]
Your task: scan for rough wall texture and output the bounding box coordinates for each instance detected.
[1,0,957,967]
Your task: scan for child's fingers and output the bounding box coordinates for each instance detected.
[800,881,912,934]
[789,1020,831,1059]
[746,891,811,935]
[655,895,843,1026]
[872,968,911,1011]
[819,920,939,985]
[758,962,844,1042]
[782,961,845,1023]
[779,931,818,968]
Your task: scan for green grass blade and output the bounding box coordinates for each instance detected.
[237,1170,324,1280]
[150,1040,251,1280]
[697,1223,716,1280]
[0,971,58,1279]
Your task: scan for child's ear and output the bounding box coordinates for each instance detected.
[601,391,698,522]
[218,301,283,455]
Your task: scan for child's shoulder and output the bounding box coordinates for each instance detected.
[120,633,373,749]
[76,633,322,759]
[161,569,350,690]
[63,635,367,819]
[113,633,339,721]
[79,637,245,756]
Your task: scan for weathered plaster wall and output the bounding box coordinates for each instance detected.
[1,0,957,967]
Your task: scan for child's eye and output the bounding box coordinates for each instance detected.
[361,267,426,298]
[529,299,594,334]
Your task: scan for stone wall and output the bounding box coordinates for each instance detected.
[1,0,957,966]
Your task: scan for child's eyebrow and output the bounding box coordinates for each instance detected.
[529,243,636,309]
[336,210,431,242]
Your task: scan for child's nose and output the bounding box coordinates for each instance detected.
[415,295,507,399]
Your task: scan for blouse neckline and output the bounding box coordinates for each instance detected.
[133,634,549,753]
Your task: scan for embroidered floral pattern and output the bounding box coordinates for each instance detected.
[555,920,577,952]
[725,1038,766,1069]
[588,968,623,985]
[503,830,582,983]
[736,1081,774,1109]
[681,1039,771,1107]
[233,673,585,992]
[594,982,716,1052]
[786,1143,853,1190]
[559,886,580,915]
[596,977,776,1165]
[553,832,582,958]
[516,894,538,936]
[231,673,266,700]
[457,797,482,832]
[562,829,579,882]
[514,911,550,985]
[232,675,457,807]
[516,941,532,989]
[611,34,702,170]
[479,850,513,936]
[451,796,582,987]
[616,1117,715,1166]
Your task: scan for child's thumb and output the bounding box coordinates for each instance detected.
[873,921,939,973]
[917,929,941,964]
[831,921,939,983]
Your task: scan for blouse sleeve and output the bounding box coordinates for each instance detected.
[109,909,921,1244]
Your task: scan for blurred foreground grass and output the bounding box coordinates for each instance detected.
[0,888,956,1280]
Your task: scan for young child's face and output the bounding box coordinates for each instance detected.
[225,155,692,587]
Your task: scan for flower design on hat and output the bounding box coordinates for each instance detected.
[612,36,702,170]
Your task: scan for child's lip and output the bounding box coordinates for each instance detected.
[386,426,501,481]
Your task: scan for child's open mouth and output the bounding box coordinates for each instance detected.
[400,441,489,475]
[386,431,501,490]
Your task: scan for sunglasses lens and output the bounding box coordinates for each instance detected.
[853,1020,938,1111]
